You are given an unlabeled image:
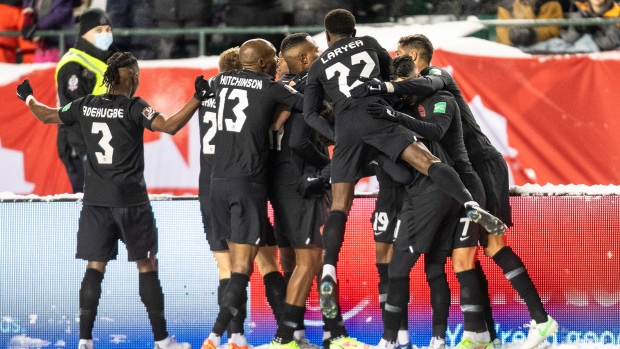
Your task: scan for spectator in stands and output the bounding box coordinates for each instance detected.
[106,0,157,59]
[154,0,212,59]
[21,0,78,63]
[562,0,620,51]
[0,0,23,62]
[496,0,563,47]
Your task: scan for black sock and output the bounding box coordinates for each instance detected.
[475,261,497,341]
[428,162,474,205]
[493,247,548,323]
[296,306,306,331]
[230,302,246,335]
[323,210,348,266]
[264,271,287,322]
[219,279,234,338]
[425,252,450,339]
[213,273,249,336]
[79,268,104,340]
[383,278,409,342]
[376,263,390,309]
[455,269,486,333]
[139,271,168,341]
[275,303,306,343]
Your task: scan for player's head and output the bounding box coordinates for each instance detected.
[103,52,139,97]
[396,34,433,66]
[239,39,278,77]
[276,52,289,79]
[390,55,418,81]
[280,33,320,74]
[219,46,242,73]
[324,9,356,47]
[79,8,113,51]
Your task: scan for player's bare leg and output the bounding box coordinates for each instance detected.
[280,247,297,284]
[320,182,355,319]
[483,235,557,348]
[399,142,506,235]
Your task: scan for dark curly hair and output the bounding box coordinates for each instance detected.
[390,55,415,81]
[102,52,138,95]
[324,9,355,36]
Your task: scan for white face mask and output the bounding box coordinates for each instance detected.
[93,32,113,51]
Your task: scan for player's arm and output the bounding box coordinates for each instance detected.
[17,79,63,124]
[289,114,331,168]
[271,104,291,131]
[151,75,210,135]
[350,75,446,98]
[367,102,450,142]
[302,80,335,142]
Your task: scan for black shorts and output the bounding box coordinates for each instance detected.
[210,178,268,245]
[472,155,513,228]
[264,220,279,247]
[331,97,417,183]
[199,195,228,252]
[393,186,461,254]
[372,185,407,243]
[271,194,331,248]
[453,171,486,249]
[76,204,158,262]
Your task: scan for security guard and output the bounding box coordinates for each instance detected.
[55,8,114,193]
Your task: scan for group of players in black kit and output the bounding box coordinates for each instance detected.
[17,7,560,349]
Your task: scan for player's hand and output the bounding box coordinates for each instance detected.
[17,79,33,102]
[193,75,211,101]
[350,79,386,98]
[297,173,328,198]
[367,103,397,121]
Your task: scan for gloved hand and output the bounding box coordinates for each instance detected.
[350,79,386,98]
[367,102,398,121]
[297,172,329,198]
[193,75,211,101]
[17,79,33,102]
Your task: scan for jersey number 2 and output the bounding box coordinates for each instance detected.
[91,122,113,164]
[325,51,376,98]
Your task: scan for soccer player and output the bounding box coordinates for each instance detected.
[369,55,493,349]
[17,51,208,349]
[199,46,287,349]
[267,33,332,349]
[352,34,558,349]
[55,8,115,193]
[200,38,305,349]
[302,10,505,347]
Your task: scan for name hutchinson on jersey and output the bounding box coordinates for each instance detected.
[220,75,264,89]
[83,106,124,118]
[320,39,364,64]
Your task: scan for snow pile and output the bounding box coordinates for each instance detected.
[511,184,620,196]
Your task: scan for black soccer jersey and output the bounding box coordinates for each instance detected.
[399,91,471,174]
[304,36,391,139]
[198,93,217,196]
[58,94,157,206]
[407,66,502,163]
[209,69,302,183]
[270,70,330,198]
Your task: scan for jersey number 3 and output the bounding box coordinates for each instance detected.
[92,122,113,164]
[217,87,248,133]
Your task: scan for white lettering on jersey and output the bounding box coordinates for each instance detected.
[320,40,364,64]
[220,76,264,89]
[82,106,124,118]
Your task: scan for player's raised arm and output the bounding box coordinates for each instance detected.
[302,80,335,142]
[150,75,211,135]
[17,79,63,124]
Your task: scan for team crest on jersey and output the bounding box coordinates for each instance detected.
[429,68,442,76]
[68,75,78,92]
[434,101,446,113]
[418,104,426,117]
[141,106,157,120]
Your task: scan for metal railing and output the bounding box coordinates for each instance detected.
[1,17,620,56]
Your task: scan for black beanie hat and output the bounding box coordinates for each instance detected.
[79,8,112,36]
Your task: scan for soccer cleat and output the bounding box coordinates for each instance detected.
[297,338,320,349]
[492,338,501,348]
[319,275,339,319]
[329,336,372,349]
[228,343,250,349]
[201,339,218,349]
[455,337,493,349]
[395,341,412,349]
[78,342,94,349]
[269,340,301,349]
[521,315,558,349]
[465,203,507,236]
[155,341,191,349]
[428,337,446,349]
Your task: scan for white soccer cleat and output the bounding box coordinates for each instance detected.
[297,337,320,349]
[155,337,192,349]
[521,315,558,349]
[78,339,94,349]
[428,337,446,349]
